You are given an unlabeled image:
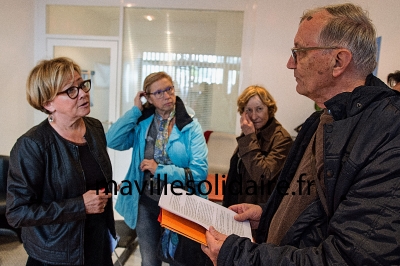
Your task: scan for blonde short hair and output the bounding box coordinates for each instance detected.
[143,71,173,93]
[142,71,173,108]
[26,57,81,114]
[237,85,277,117]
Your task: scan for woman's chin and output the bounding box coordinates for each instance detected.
[254,123,262,129]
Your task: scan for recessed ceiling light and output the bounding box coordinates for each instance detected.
[145,15,155,21]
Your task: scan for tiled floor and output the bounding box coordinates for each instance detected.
[113,245,142,265]
[113,206,169,265]
[0,233,167,266]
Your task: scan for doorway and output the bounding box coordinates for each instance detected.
[46,38,118,132]
[46,38,127,186]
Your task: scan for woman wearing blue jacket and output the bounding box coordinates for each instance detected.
[106,71,208,266]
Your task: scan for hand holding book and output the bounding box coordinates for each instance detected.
[158,184,252,245]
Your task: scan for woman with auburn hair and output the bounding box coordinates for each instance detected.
[223,85,293,207]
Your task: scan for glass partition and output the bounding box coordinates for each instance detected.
[122,8,243,133]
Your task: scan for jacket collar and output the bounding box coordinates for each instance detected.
[325,74,396,120]
[137,96,192,131]
[256,117,278,141]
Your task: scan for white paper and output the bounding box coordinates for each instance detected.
[158,184,252,239]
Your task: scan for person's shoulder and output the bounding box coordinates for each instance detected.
[13,120,51,152]
[83,116,103,130]
[83,117,107,141]
[84,116,103,128]
[367,89,400,113]
[269,118,293,139]
[24,119,52,139]
[182,118,202,132]
[386,92,400,108]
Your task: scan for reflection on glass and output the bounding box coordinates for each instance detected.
[122,8,243,134]
[54,46,111,132]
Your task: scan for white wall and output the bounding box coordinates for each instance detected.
[0,0,35,155]
[1,0,400,155]
[239,0,400,136]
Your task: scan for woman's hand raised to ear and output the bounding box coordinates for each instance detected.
[134,91,146,111]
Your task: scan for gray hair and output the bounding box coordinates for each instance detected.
[301,3,377,76]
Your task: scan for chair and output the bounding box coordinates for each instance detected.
[204,131,237,202]
[0,155,22,241]
[113,219,138,266]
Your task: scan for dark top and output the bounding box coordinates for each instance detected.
[79,144,112,266]
[6,117,115,265]
[217,74,400,265]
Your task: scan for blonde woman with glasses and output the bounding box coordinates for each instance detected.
[7,57,116,266]
[107,71,209,266]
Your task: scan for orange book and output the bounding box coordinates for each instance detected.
[158,184,252,246]
[159,208,207,245]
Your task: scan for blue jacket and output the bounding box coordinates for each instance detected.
[218,75,400,265]
[106,97,208,229]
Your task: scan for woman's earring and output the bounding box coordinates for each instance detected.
[48,115,54,123]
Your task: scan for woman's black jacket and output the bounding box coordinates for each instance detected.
[6,117,115,265]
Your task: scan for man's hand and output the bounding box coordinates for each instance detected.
[229,203,263,229]
[83,189,112,214]
[201,226,228,266]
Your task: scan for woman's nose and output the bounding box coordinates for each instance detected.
[78,87,89,99]
[163,91,171,99]
[248,111,257,120]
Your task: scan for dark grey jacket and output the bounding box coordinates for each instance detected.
[218,75,400,265]
[6,117,115,265]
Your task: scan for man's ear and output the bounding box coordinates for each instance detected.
[43,101,55,113]
[332,49,352,77]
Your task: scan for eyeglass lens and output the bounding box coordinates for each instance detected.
[291,49,298,63]
[290,47,339,64]
[67,80,91,99]
[152,86,174,99]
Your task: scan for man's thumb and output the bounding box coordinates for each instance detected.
[209,226,220,239]
[234,212,247,222]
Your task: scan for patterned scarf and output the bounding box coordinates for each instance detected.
[153,108,176,165]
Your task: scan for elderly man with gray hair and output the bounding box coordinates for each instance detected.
[202,3,400,265]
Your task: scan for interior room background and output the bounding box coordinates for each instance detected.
[1,0,399,184]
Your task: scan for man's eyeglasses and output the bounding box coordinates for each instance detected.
[290,46,340,64]
[57,79,91,99]
[147,86,175,99]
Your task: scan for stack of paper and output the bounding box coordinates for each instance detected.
[158,184,252,246]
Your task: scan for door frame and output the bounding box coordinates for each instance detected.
[46,38,120,182]
[46,38,119,126]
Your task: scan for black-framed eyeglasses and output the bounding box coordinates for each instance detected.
[290,46,340,64]
[57,79,91,99]
[147,86,175,99]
